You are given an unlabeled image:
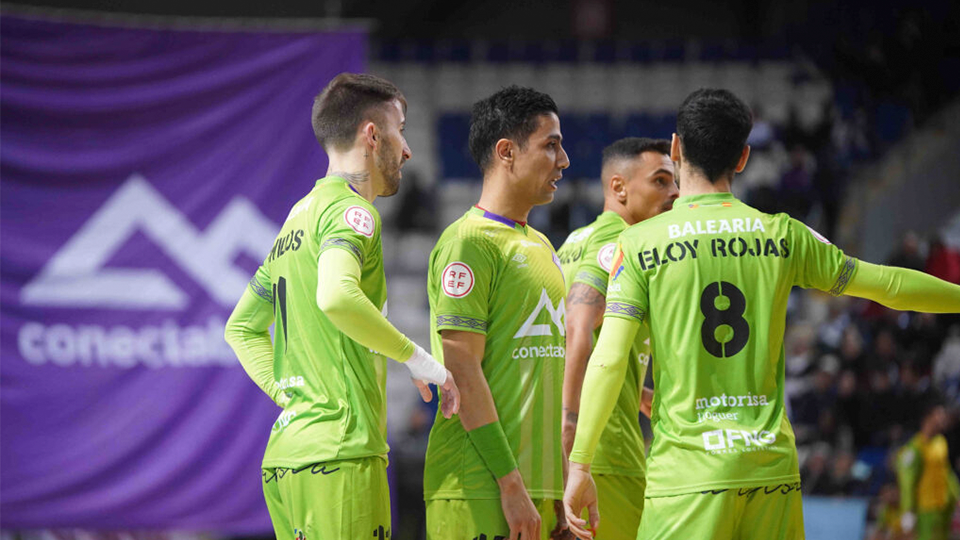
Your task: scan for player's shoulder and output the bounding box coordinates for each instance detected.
[525,225,556,251]
[311,180,381,228]
[433,210,502,256]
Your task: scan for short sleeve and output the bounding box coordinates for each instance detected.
[789,219,858,296]
[431,237,497,335]
[317,198,380,265]
[573,231,619,296]
[248,265,273,304]
[604,240,648,323]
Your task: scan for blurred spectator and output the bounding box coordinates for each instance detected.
[895,400,959,540]
[777,145,816,220]
[868,483,906,540]
[926,235,960,285]
[933,327,960,406]
[887,231,926,272]
[394,170,438,233]
[820,450,868,496]
[801,443,833,495]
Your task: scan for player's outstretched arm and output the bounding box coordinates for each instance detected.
[565,315,639,539]
[562,283,606,458]
[317,248,459,417]
[225,286,286,406]
[844,261,960,313]
[442,329,541,540]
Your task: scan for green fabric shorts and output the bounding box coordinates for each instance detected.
[426,497,558,540]
[592,473,646,540]
[637,483,804,540]
[262,456,390,540]
[916,508,950,540]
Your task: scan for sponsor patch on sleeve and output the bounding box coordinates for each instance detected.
[597,242,617,272]
[344,205,375,237]
[441,262,475,298]
[610,245,625,280]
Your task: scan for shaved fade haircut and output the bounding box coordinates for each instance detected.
[468,85,559,174]
[601,137,671,172]
[312,73,407,152]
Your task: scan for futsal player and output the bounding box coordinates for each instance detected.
[225,73,460,540]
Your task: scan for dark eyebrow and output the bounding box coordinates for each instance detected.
[546,134,563,143]
[649,168,674,178]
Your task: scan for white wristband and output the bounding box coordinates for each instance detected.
[404,344,447,385]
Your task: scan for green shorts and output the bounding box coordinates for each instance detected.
[426,497,558,540]
[262,456,390,540]
[916,508,951,540]
[592,473,645,540]
[636,483,804,540]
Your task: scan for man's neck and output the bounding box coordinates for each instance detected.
[602,199,635,226]
[476,174,534,223]
[678,167,733,197]
[327,150,377,203]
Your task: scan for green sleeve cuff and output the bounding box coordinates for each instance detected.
[467,421,517,479]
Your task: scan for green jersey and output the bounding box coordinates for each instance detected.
[248,176,389,468]
[605,192,857,496]
[557,211,649,477]
[424,207,566,500]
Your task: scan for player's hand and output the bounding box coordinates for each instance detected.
[438,369,460,418]
[550,499,575,539]
[640,387,654,418]
[563,462,599,540]
[498,470,541,540]
[901,511,916,533]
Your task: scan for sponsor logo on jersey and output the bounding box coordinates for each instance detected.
[668,218,765,239]
[610,247,625,280]
[695,393,770,410]
[597,243,617,272]
[512,344,566,359]
[564,227,594,244]
[513,288,565,338]
[805,225,832,244]
[344,205,375,237]
[273,410,297,433]
[441,262,475,298]
[702,429,776,453]
[511,253,527,264]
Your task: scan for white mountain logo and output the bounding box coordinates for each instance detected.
[21,174,279,310]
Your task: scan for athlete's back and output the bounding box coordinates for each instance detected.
[608,191,853,495]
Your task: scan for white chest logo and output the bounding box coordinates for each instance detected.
[514,288,566,338]
[597,243,617,272]
[442,262,475,298]
[344,206,375,237]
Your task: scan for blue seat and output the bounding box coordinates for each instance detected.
[438,114,477,180]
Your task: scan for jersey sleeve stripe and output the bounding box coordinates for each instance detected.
[320,237,364,265]
[828,256,857,296]
[436,314,488,333]
[248,276,273,303]
[605,302,645,322]
[574,271,608,294]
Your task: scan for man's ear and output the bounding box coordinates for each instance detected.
[610,175,627,201]
[670,133,682,163]
[495,138,514,166]
[734,145,751,173]
[361,121,378,149]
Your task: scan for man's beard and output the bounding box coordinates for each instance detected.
[377,141,402,197]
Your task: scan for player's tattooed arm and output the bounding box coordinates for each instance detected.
[562,283,606,458]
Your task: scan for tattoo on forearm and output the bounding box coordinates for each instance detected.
[565,410,579,424]
[567,283,605,307]
[330,170,370,185]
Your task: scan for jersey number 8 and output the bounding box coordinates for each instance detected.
[699,282,750,358]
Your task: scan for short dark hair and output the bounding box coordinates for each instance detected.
[602,137,671,170]
[676,88,753,182]
[468,86,559,174]
[312,73,407,152]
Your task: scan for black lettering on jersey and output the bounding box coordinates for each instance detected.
[267,229,306,263]
[372,525,391,539]
[558,246,584,266]
[711,237,790,260]
[639,240,698,270]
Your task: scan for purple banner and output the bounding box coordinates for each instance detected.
[0,15,365,530]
